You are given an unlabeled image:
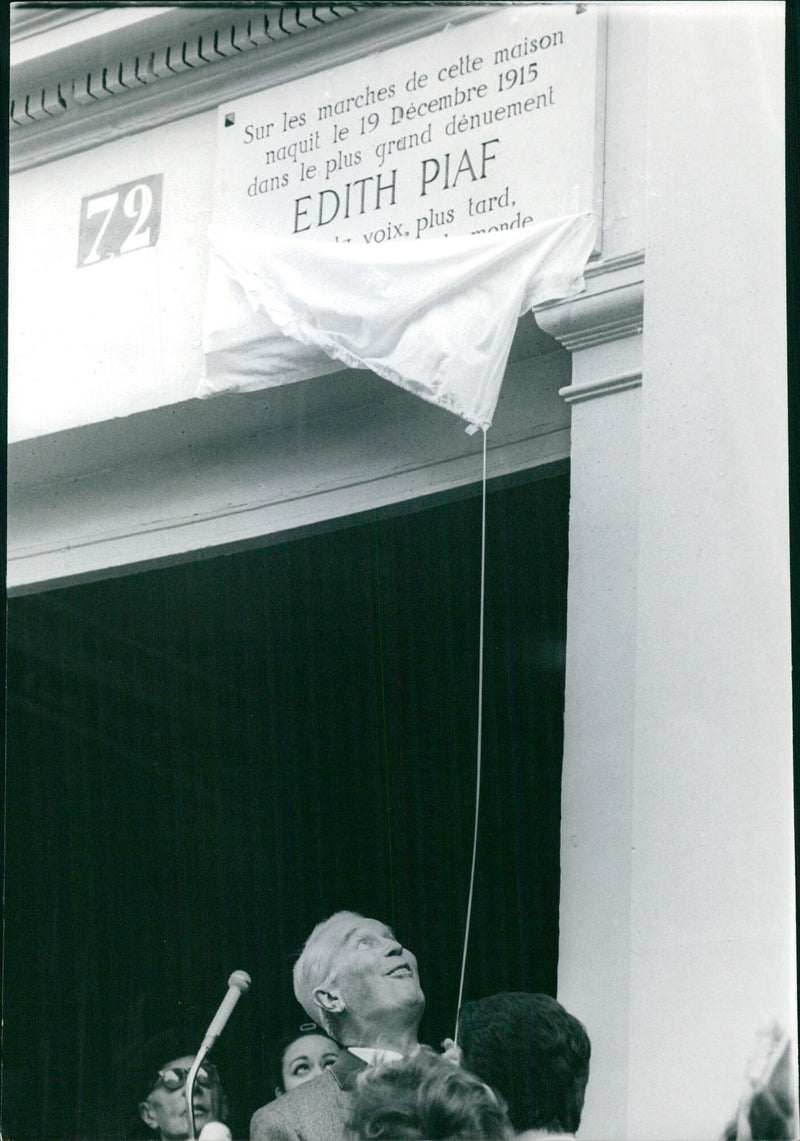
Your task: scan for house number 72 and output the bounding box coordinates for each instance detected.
[77,174,163,268]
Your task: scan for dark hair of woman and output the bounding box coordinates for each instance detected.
[271,1024,341,1097]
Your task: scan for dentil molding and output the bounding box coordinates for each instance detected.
[9,4,485,174]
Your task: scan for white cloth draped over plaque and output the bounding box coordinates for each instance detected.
[198,212,597,431]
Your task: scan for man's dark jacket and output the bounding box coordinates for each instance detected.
[249,1048,367,1141]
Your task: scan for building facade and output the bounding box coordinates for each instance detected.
[7,4,795,1139]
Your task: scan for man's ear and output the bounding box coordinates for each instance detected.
[313,985,344,1017]
[139,1100,158,1130]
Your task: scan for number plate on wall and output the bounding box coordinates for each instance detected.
[77,174,163,267]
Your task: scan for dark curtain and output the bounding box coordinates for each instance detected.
[3,468,569,1140]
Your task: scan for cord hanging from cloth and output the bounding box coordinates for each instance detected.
[454,425,488,1046]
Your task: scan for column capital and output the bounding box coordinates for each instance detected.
[535,250,644,404]
[536,250,644,351]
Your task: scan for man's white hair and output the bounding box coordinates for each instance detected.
[292,911,365,1037]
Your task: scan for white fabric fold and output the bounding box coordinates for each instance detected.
[199,213,597,431]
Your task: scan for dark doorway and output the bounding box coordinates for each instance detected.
[3,466,569,1140]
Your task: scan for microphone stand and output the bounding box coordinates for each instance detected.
[185,1045,211,1141]
[185,970,251,1139]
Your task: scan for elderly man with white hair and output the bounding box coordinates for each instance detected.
[250,911,426,1141]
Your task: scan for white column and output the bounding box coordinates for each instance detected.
[628,4,794,1139]
[541,4,794,1139]
[538,256,645,1141]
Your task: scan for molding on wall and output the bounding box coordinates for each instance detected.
[7,354,572,595]
[558,370,642,404]
[9,4,486,173]
[535,250,644,352]
[11,6,99,39]
[585,249,644,279]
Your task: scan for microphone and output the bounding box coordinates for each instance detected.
[200,970,252,1052]
[187,970,251,1139]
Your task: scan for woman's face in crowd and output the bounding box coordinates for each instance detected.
[280,1034,341,1092]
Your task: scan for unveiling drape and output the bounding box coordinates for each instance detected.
[199,213,597,431]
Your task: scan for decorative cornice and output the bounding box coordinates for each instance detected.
[10,8,358,118]
[9,4,486,174]
[10,5,359,163]
[535,250,644,352]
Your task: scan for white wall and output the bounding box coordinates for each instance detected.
[630,3,793,1136]
[599,3,648,260]
[558,379,642,1141]
[9,109,216,440]
[558,5,794,1140]
[555,10,649,1132]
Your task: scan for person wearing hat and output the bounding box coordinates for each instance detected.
[139,1051,230,1140]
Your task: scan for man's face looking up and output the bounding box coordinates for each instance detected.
[319,917,425,1032]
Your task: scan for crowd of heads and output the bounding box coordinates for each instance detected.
[137,910,596,1141]
[136,1024,343,1140]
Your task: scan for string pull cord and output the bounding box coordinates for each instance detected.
[454,425,488,1046]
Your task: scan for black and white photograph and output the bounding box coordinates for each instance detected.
[4,2,797,1139]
